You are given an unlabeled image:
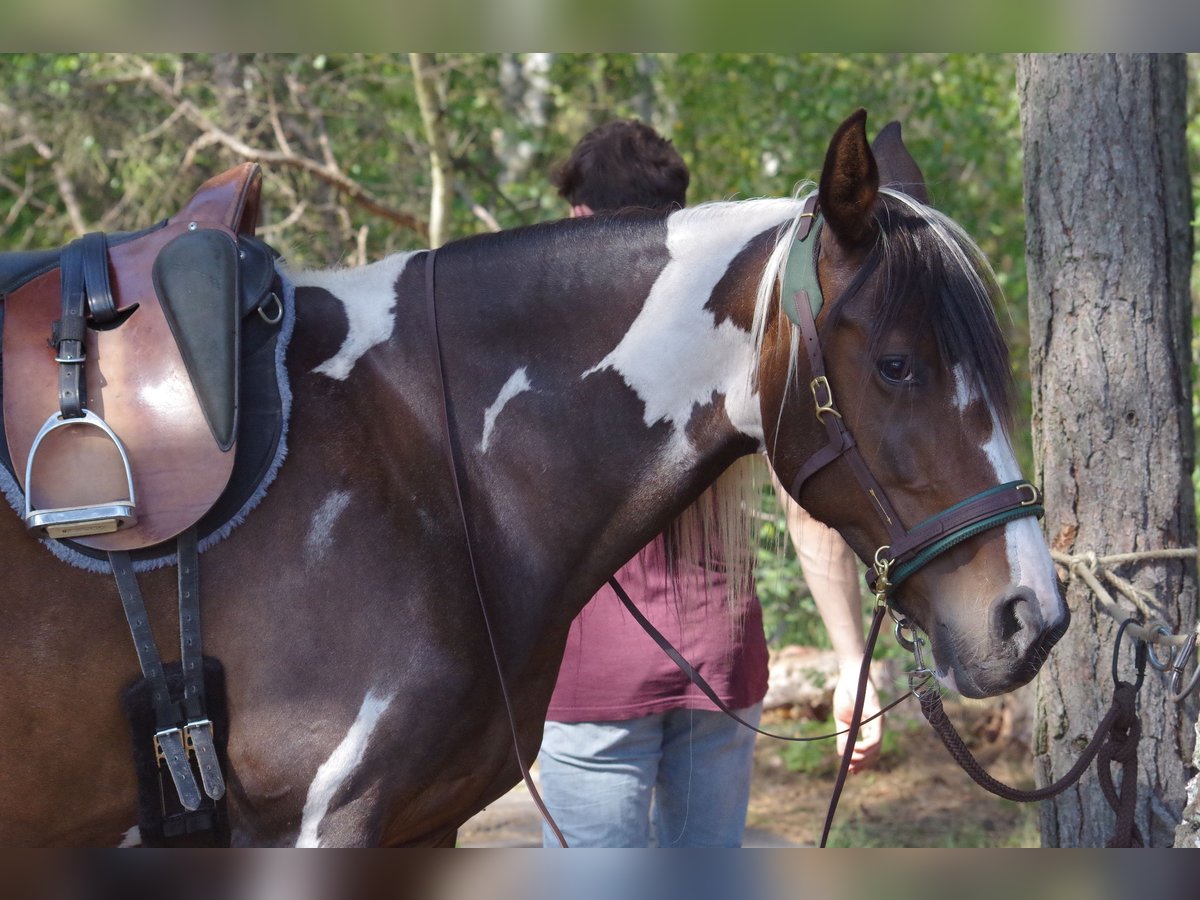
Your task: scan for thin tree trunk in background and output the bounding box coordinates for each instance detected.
[410,52,454,248]
[1018,53,1196,847]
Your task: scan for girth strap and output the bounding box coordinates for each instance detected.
[176,529,225,800]
[109,529,225,812]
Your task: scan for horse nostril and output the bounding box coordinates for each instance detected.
[997,598,1023,642]
[993,587,1042,647]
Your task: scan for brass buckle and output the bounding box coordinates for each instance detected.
[872,545,894,608]
[810,375,842,423]
[1017,482,1039,506]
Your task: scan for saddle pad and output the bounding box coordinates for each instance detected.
[0,268,294,573]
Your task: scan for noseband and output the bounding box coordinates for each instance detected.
[781,195,1044,612]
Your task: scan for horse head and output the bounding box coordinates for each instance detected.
[761,110,1069,698]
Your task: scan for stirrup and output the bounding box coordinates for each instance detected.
[23,409,138,538]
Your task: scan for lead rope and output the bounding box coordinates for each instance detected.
[423,249,568,848]
[912,617,1148,847]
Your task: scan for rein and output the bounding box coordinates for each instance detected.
[422,201,1093,848]
[423,249,568,847]
[914,618,1148,847]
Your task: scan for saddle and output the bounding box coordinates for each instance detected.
[1,163,279,550]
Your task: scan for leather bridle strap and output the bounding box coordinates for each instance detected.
[423,249,568,848]
[613,567,898,848]
[787,217,904,544]
[820,602,887,848]
[784,205,1043,598]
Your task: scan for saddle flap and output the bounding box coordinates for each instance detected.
[171,163,262,237]
[153,229,241,451]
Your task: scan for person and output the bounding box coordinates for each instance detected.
[537,119,882,849]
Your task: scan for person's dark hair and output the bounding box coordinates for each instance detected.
[553,119,689,212]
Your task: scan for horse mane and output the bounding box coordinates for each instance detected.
[861,189,1016,429]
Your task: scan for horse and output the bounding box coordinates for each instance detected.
[0,109,1068,846]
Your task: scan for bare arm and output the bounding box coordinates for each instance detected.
[772,474,884,772]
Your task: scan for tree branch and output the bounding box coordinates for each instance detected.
[123,55,428,241]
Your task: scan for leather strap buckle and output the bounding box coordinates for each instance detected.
[185,719,227,801]
[154,726,202,811]
[810,375,842,423]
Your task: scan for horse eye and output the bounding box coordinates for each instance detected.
[878,356,914,385]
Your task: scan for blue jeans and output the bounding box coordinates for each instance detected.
[537,703,762,848]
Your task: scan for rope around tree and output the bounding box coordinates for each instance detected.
[1051,547,1199,701]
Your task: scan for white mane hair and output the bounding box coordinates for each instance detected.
[657,189,817,620]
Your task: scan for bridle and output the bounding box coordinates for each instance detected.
[781,194,1045,618]
[780,194,1046,845]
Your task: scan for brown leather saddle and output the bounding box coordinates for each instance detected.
[1,163,280,551]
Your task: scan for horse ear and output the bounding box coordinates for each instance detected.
[872,120,930,204]
[818,109,880,248]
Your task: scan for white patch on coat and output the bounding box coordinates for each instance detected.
[479,367,532,453]
[295,688,395,848]
[583,200,803,462]
[285,253,417,380]
[118,825,141,848]
[953,366,1061,624]
[305,490,353,565]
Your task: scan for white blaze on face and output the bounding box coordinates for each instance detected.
[953,365,1061,624]
[285,253,418,381]
[582,200,803,462]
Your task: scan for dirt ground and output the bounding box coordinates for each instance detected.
[459,682,1041,848]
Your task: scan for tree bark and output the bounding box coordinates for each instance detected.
[1018,53,1196,847]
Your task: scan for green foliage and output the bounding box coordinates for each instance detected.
[773,712,915,776]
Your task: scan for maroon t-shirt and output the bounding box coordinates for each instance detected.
[546,535,769,722]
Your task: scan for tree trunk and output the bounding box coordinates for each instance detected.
[1018,53,1196,847]
[410,53,454,248]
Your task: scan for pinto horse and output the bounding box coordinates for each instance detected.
[0,110,1067,846]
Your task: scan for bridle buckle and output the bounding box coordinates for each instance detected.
[810,375,842,423]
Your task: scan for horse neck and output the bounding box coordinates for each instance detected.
[421,202,800,613]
